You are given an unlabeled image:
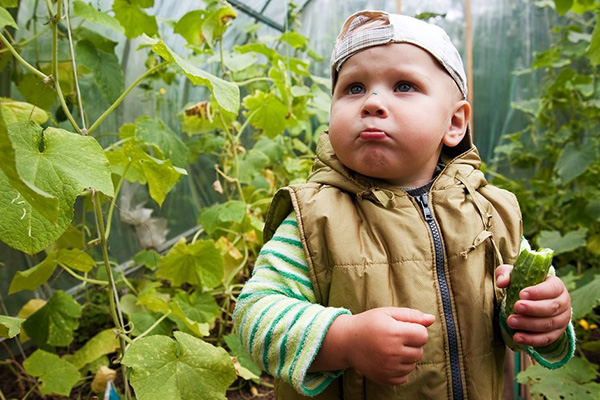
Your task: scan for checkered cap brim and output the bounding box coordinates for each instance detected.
[331,11,467,99]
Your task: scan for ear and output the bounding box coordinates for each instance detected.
[442,100,471,147]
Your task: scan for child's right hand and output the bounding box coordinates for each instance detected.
[343,307,435,385]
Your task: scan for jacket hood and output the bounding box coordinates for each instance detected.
[307,131,485,207]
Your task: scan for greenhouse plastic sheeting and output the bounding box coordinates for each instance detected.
[0,0,556,314]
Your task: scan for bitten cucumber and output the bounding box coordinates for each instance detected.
[502,242,554,350]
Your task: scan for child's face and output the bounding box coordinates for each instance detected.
[329,43,468,188]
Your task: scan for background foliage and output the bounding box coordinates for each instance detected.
[0,0,599,399]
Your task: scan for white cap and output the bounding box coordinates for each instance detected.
[331,10,467,99]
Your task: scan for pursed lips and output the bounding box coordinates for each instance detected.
[359,128,387,141]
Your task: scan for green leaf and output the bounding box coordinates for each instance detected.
[243,90,289,137]
[122,331,236,400]
[157,237,224,288]
[553,0,574,15]
[586,200,600,221]
[142,35,240,114]
[17,74,56,110]
[73,1,124,33]
[135,116,188,167]
[129,310,173,337]
[222,51,258,72]
[571,274,600,319]
[134,249,161,270]
[239,149,270,184]
[0,0,17,7]
[0,315,25,338]
[23,290,82,348]
[23,350,81,396]
[587,16,600,65]
[279,31,308,49]
[173,291,220,326]
[511,99,541,117]
[169,301,210,337]
[174,10,206,46]
[0,6,16,29]
[555,143,596,183]
[55,248,95,272]
[220,200,246,223]
[223,333,262,379]
[9,254,57,294]
[537,228,587,255]
[76,41,124,104]
[65,329,119,369]
[0,109,59,224]
[113,0,158,39]
[140,156,186,206]
[0,123,114,254]
[1,98,49,125]
[517,357,600,399]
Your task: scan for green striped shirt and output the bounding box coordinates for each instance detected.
[233,213,575,396]
[232,213,350,396]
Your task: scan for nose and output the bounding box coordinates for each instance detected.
[361,93,388,117]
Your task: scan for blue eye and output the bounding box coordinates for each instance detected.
[396,82,414,92]
[347,84,365,95]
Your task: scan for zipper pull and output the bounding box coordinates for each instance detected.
[415,193,434,222]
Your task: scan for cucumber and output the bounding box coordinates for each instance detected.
[501,242,554,350]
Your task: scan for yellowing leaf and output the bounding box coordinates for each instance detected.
[0,98,49,125]
[121,331,236,400]
[55,248,96,272]
[9,254,57,294]
[0,7,17,30]
[91,366,117,393]
[65,329,119,369]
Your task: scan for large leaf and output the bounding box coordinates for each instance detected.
[571,274,600,319]
[157,238,224,288]
[0,123,114,254]
[243,90,289,138]
[537,228,587,255]
[135,116,188,168]
[174,10,206,46]
[113,0,157,38]
[23,349,81,396]
[121,331,236,400]
[73,1,124,33]
[65,329,120,369]
[0,109,59,223]
[0,6,16,29]
[76,40,124,104]
[142,35,240,114]
[23,290,82,348]
[517,357,600,399]
[0,315,25,338]
[172,291,220,326]
[555,143,597,183]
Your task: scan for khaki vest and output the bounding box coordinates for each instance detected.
[264,134,522,400]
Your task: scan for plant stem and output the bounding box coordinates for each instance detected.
[87,61,169,135]
[0,387,6,400]
[63,0,86,132]
[0,33,48,80]
[50,0,81,133]
[129,310,172,345]
[234,77,274,86]
[57,263,109,285]
[108,261,137,295]
[105,161,131,241]
[91,191,131,400]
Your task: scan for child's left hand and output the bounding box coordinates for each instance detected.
[495,264,572,347]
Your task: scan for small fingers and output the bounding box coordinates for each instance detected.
[519,276,568,302]
[507,308,572,333]
[511,328,565,347]
[495,264,513,288]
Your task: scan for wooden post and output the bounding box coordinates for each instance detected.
[465,0,474,136]
[396,0,402,14]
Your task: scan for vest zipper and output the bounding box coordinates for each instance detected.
[414,192,465,400]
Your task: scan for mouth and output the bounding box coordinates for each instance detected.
[359,129,387,141]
